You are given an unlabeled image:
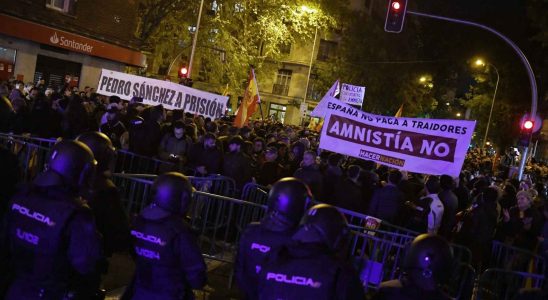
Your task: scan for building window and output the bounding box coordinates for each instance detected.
[306,74,322,101]
[269,103,286,123]
[46,0,76,14]
[317,39,338,61]
[272,69,292,96]
[279,43,291,55]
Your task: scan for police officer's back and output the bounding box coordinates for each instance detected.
[125,172,206,300]
[76,132,131,297]
[76,132,131,256]
[374,234,453,300]
[235,177,311,299]
[257,204,365,300]
[2,140,102,299]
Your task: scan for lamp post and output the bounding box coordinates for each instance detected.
[475,59,500,149]
[188,0,205,78]
[166,0,205,79]
[301,5,318,125]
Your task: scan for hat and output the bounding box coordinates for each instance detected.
[228,135,244,146]
[107,103,119,113]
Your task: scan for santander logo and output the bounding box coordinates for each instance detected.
[50,32,59,44]
[48,31,93,53]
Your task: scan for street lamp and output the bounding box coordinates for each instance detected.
[301,5,318,124]
[474,58,500,149]
[456,112,461,117]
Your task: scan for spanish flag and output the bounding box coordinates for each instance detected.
[394,104,404,118]
[234,68,260,128]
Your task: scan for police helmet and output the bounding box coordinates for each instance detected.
[403,234,453,288]
[152,172,194,215]
[266,177,312,228]
[76,131,116,172]
[294,204,349,251]
[48,140,97,188]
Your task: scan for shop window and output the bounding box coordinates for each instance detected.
[46,0,76,15]
[0,47,17,81]
[269,103,286,123]
[272,69,292,96]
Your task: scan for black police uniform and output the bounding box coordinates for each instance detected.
[125,172,207,300]
[235,221,298,298]
[3,181,102,299]
[235,177,311,299]
[257,242,365,300]
[129,212,206,300]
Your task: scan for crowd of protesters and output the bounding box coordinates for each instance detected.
[1,78,548,298]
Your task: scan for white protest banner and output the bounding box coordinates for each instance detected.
[96,69,228,119]
[310,80,339,118]
[319,105,476,177]
[340,83,365,106]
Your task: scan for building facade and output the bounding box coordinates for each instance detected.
[0,0,145,90]
[243,0,380,126]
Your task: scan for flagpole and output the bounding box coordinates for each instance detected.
[252,68,265,122]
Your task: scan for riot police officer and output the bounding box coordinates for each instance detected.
[2,140,102,299]
[374,234,453,300]
[235,177,312,299]
[76,132,131,296]
[124,172,207,300]
[256,203,365,299]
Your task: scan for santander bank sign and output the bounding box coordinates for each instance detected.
[49,32,93,53]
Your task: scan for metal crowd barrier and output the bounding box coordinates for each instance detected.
[490,240,546,274]
[346,229,415,292]
[115,149,177,174]
[475,268,546,300]
[112,173,266,266]
[112,173,237,214]
[0,133,56,182]
[0,133,198,183]
[241,182,269,204]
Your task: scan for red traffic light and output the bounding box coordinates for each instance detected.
[523,120,534,130]
[178,66,188,78]
[384,0,408,33]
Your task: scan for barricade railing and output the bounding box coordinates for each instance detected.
[112,172,266,265]
[347,229,415,292]
[112,173,237,215]
[115,149,177,175]
[475,268,545,300]
[0,133,57,182]
[240,182,269,204]
[188,190,267,263]
[490,240,546,274]
[334,205,419,238]
[238,183,269,232]
[448,263,476,300]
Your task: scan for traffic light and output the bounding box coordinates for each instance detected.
[178,66,188,78]
[384,0,408,33]
[518,119,534,147]
[180,77,193,87]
